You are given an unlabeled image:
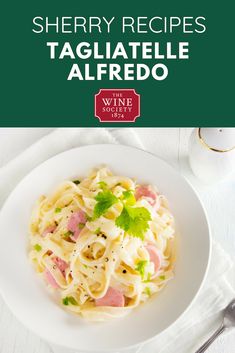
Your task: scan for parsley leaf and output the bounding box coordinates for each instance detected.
[62,296,78,306]
[135,260,148,278]
[62,297,69,305]
[115,206,130,231]
[143,273,152,283]
[159,275,166,281]
[78,223,85,229]
[55,207,62,213]
[93,190,118,219]
[115,205,151,240]
[145,287,151,296]
[67,296,78,305]
[122,190,136,206]
[34,244,42,252]
[98,181,108,190]
[63,230,73,239]
[95,227,101,234]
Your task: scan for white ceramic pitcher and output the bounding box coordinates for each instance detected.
[189,128,235,183]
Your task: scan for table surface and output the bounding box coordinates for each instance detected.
[0,128,234,353]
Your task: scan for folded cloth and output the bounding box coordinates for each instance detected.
[0,128,234,353]
[137,241,235,353]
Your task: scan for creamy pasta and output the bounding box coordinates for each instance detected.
[29,167,175,321]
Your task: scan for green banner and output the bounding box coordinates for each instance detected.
[1,0,234,126]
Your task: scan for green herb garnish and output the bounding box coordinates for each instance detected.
[98,181,107,190]
[135,260,148,278]
[95,227,101,234]
[34,244,42,252]
[73,180,80,185]
[78,223,85,229]
[62,297,69,305]
[55,207,62,213]
[63,230,73,239]
[145,287,151,296]
[93,190,118,219]
[62,296,78,306]
[115,205,151,240]
[143,273,152,283]
[159,275,166,281]
[122,190,136,206]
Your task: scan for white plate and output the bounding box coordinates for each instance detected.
[0,144,211,352]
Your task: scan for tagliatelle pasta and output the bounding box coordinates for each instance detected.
[29,167,175,321]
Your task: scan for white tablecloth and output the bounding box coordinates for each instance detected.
[0,128,234,353]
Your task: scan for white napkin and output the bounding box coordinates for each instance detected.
[138,242,235,353]
[0,128,234,353]
[0,128,143,207]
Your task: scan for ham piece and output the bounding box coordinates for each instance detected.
[67,210,87,240]
[42,225,56,237]
[145,244,161,273]
[44,269,59,289]
[52,257,68,277]
[135,185,157,206]
[95,287,125,307]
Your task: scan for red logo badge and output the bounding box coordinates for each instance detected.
[95,89,140,122]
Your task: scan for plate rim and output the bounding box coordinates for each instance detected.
[0,143,212,352]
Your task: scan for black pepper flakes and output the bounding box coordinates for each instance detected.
[104,257,109,262]
[88,245,90,248]
[122,269,127,274]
